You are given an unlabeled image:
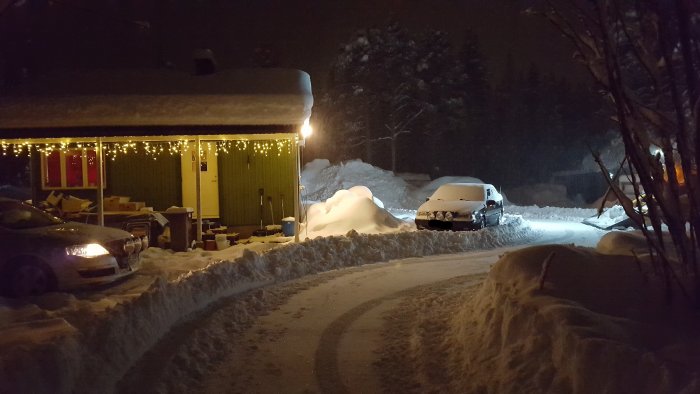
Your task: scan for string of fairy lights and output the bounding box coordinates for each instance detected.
[0,138,295,160]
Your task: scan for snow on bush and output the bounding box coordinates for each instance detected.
[446,244,699,394]
[302,186,411,238]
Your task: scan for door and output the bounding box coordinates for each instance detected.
[181,146,220,219]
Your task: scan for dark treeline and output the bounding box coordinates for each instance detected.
[315,23,612,188]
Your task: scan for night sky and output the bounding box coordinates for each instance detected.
[0,0,587,90]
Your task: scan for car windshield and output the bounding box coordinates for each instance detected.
[0,201,64,230]
[430,184,485,201]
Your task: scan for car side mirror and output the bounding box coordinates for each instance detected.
[486,199,496,207]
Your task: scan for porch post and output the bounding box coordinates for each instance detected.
[97,137,104,226]
[294,136,301,243]
[195,136,203,242]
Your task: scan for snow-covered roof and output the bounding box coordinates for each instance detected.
[0,68,313,132]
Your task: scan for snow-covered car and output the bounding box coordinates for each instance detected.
[415,183,503,230]
[0,198,146,297]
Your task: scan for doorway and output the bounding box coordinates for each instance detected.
[181,145,220,219]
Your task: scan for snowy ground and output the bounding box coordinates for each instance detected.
[4,159,690,393]
[0,211,539,393]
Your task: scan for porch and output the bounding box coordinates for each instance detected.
[0,68,314,247]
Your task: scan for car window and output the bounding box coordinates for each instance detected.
[431,184,485,201]
[0,201,64,230]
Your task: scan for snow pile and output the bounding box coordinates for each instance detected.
[597,230,650,257]
[506,205,597,222]
[301,158,609,213]
[301,159,415,209]
[0,218,537,394]
[300,158,487,210]
[445,243,699,393]
[302,186,411,238]
[581,205,634,229]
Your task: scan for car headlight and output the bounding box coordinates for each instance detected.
[436,211,444,220]
[66,243,110,258]
[445,211,454,221]
[428,211,436,220]
[132,237,142,254]
[123,239,135,254]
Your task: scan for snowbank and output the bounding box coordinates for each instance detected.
[300,159,484,210]
[301,159,417,209]
[581,205,635,230]
[300,158,604,213]
[0,217,537,394]
[445,243,699,393]
[596,230,650,256]
[506,204,597,222]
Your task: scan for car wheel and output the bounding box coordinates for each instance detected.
[3,260,56,297]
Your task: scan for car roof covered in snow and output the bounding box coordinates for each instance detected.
[0,68,313,131]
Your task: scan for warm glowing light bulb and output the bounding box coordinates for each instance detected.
[301,118,313,139]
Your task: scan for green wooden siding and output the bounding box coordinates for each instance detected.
[218,144,295,226]
[106,152,181,211]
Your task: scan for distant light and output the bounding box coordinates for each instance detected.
[301,118,313,139]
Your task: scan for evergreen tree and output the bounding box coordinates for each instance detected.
[321,24,465,173]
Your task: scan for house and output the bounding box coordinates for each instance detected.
[0,67,314,243]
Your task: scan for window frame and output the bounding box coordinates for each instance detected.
[40,148,106,190]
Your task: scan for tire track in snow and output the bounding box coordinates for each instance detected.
[115,219,598,393]
[314,274,485,394]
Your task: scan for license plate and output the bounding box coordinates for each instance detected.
[127,253,139,270]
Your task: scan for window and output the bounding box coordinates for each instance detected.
[41,149,104,190]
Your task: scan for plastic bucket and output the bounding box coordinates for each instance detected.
[215,234,230,250]
[281,217,295,236]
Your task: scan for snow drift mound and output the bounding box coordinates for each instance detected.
[0,216,537,394]
[445,244,698,393]
[301,158,487,210]
[506,205,597,222]
[303,186,410,238]
[301,159,415,209]
[581,205,636,230]
[596,230,648,256]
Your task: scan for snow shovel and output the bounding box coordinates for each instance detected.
[280,193,285,218]
[268,196,275,228]
[252,188,268,236]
